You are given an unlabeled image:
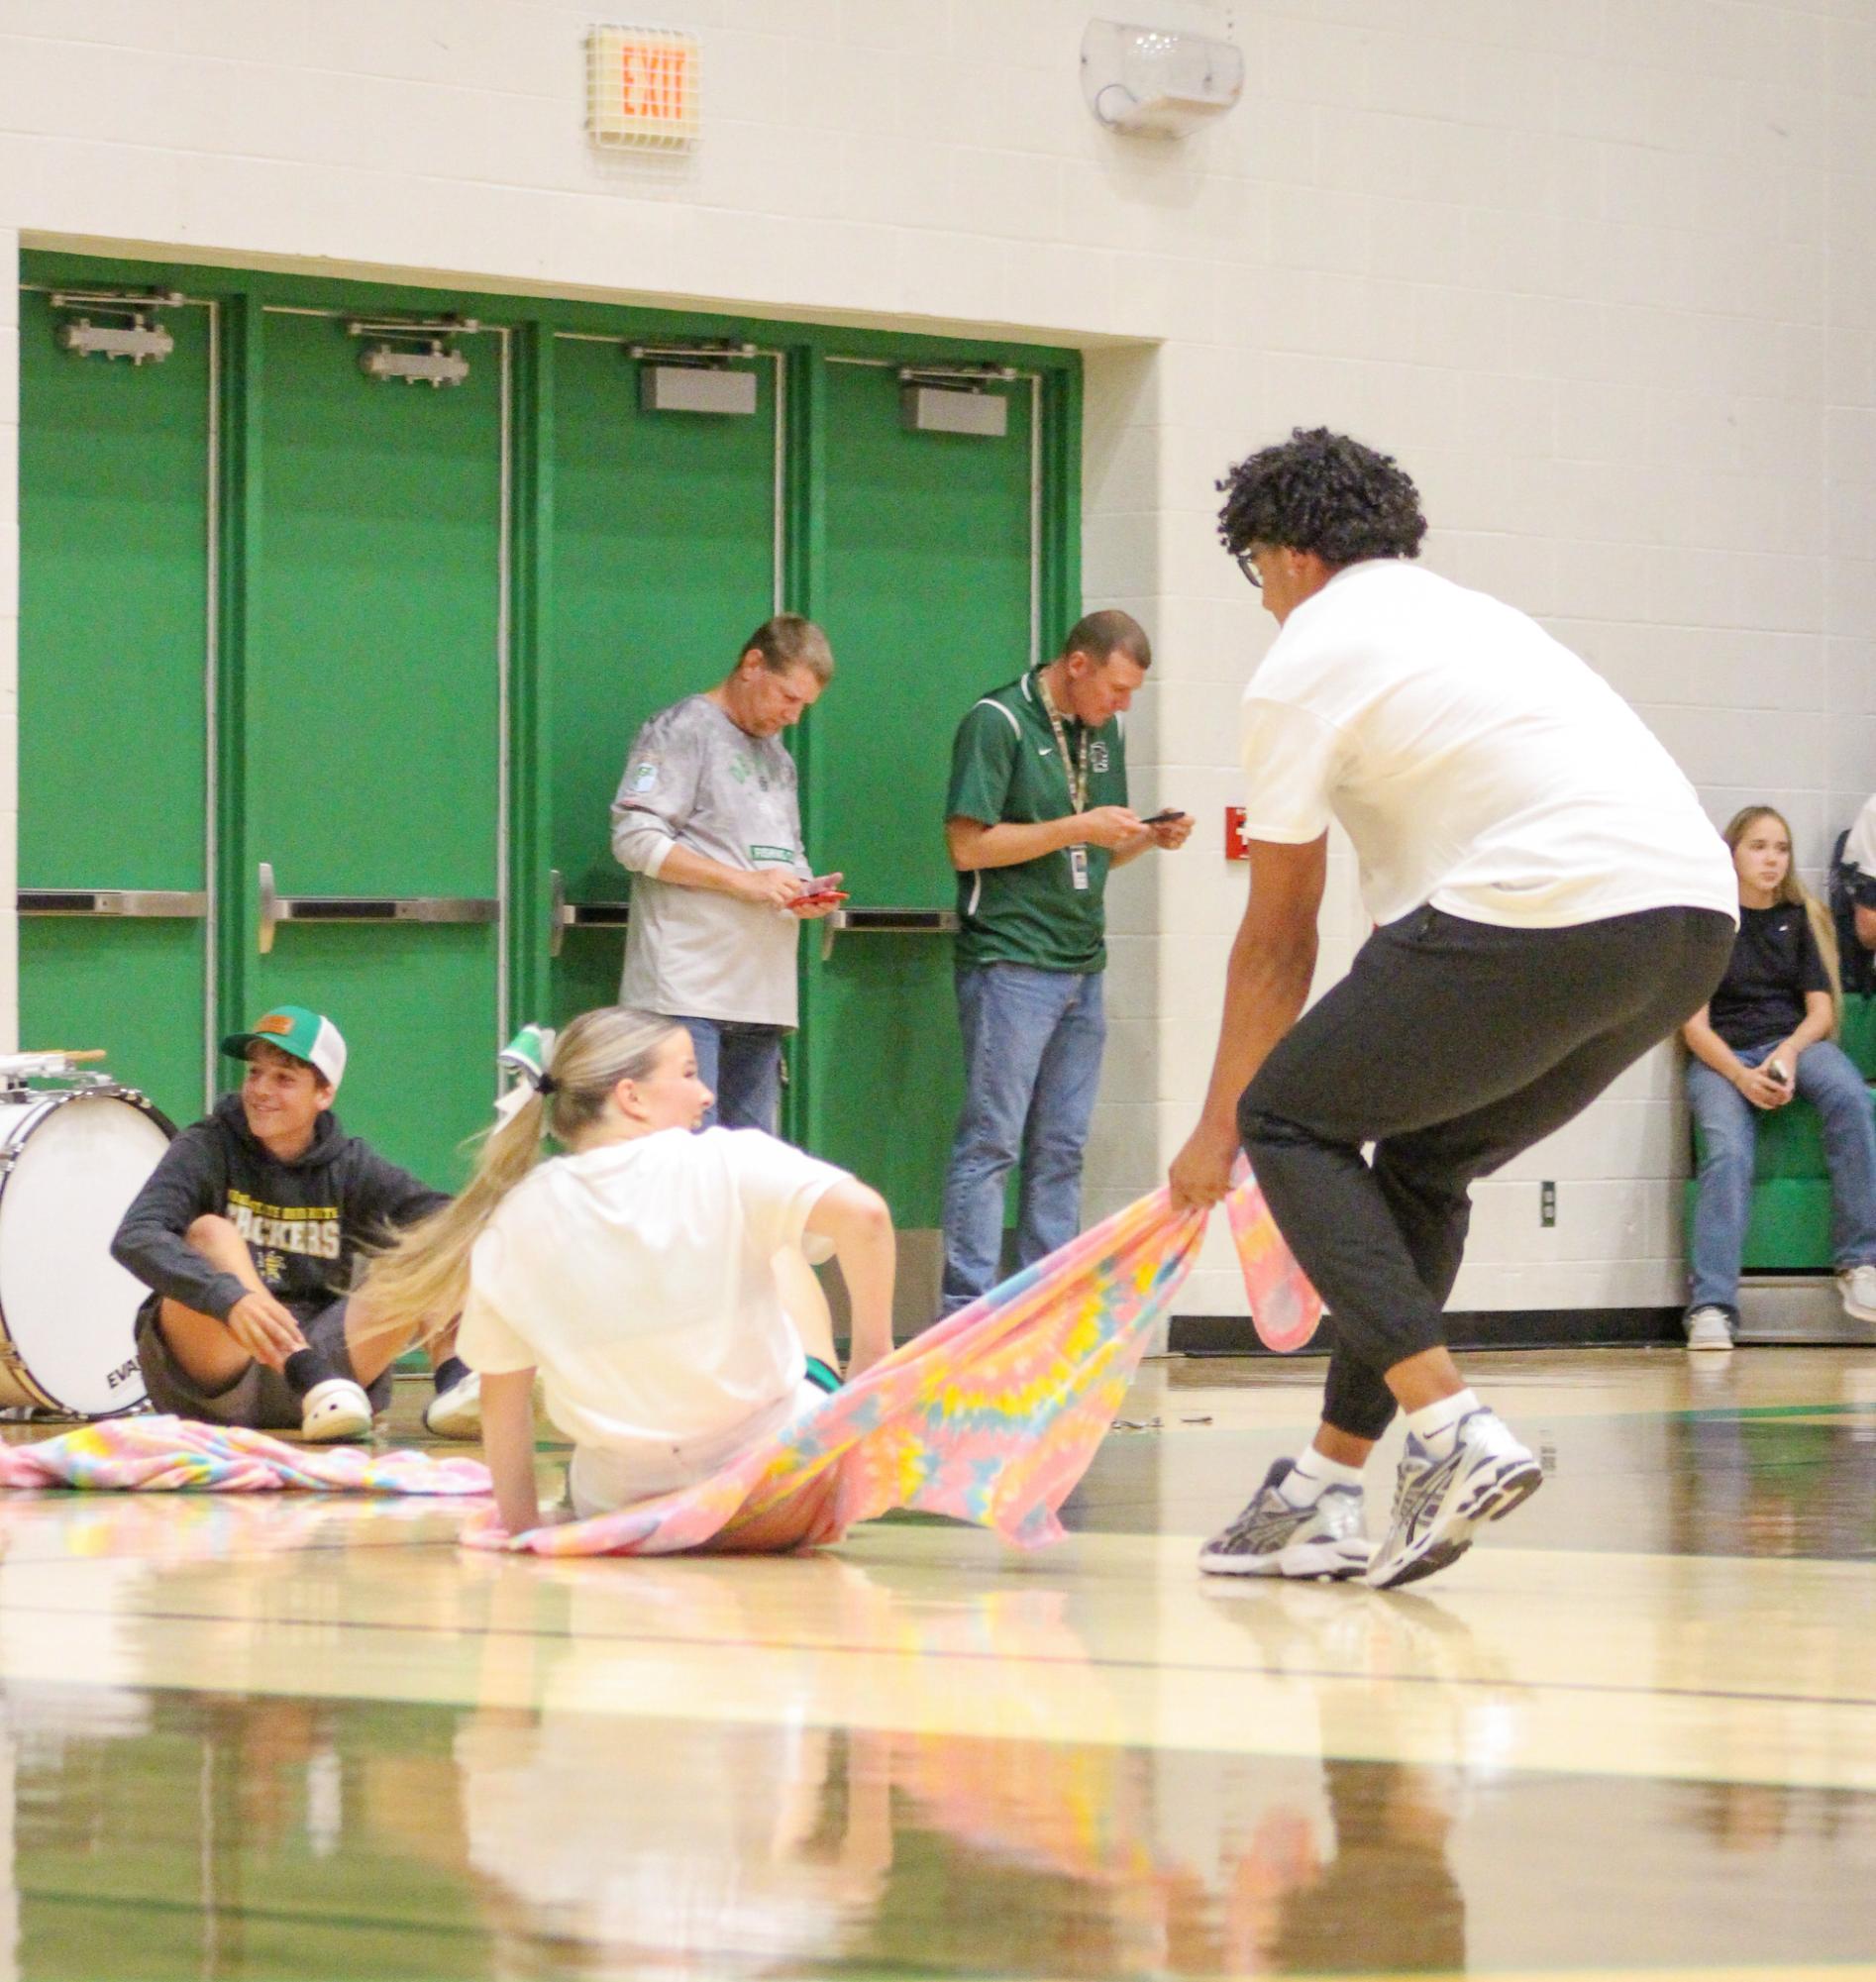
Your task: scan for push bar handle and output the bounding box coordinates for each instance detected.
[18,889,207,917]
[820,904,959,960]
[549,870,631,959]
[258,862,497,955]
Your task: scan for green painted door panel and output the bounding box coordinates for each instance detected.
[242,311,505,1188]
[544,338,778,1028]
[17,287,212,1120]
[801,361,1036,1229]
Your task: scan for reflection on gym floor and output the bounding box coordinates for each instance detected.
[0,1347,1869,1979]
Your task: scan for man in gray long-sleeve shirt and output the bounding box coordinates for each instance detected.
[609,614,843,1131]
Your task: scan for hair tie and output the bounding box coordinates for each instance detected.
[535,1072,558,1097]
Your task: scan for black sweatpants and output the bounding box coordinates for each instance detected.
[1239,903,1735,1442]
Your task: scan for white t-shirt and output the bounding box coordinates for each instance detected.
[1238,560,1737,929]
[457,1127,848,1496]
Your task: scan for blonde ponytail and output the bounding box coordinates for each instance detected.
[354,1006,686,1339]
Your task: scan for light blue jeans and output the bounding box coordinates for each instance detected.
[666,1015,783,1134]
[1686,1038,1876,1312]
[940,964,1106,1312]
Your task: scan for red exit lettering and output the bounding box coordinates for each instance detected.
[618,41,691,125]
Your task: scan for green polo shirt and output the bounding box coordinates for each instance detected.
[946,671,1129,974]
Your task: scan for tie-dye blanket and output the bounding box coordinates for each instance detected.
[0,1414,490,1496]
[470,1165,1322,1558]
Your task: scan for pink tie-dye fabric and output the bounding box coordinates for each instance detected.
[468,1168,1321,1558]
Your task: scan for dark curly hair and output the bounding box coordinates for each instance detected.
[1216,428,1426,567]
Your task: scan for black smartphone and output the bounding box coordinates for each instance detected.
[1142,807,1187,826]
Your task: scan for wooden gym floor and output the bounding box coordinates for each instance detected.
[0,1345,1870,1979]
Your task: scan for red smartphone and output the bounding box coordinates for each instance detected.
[794,872,848,904]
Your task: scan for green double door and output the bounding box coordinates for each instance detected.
[19,290,506,1186]
[542,346,1039,1287]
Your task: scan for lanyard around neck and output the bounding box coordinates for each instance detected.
[1036,669,1090,814]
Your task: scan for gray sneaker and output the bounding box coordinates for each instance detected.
[1684,1304,1734,1351]
[1198,1458,1374,1581]
[1365,1408,1542,1591]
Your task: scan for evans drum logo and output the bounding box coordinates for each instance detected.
[106,1356,140,1391]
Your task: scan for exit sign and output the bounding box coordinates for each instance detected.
[587,26,699,149]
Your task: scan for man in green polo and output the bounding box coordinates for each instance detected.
[940,609,1194,1310]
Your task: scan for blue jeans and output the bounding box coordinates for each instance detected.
[1686,1038,1876,1312]
[940,964,1106,1311]
[666,1015,783,1133]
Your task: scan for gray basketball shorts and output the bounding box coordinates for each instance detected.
[134,1294,392,1430]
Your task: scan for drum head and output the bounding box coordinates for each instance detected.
[0,1092,173,1413]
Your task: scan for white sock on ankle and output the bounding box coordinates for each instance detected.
[1281,1447,1366,1506]
[1406,1388,1480,1451]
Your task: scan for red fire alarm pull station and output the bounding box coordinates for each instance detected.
[1225,807,1251,860]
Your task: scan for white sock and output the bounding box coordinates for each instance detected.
[1281,1446,1366,1506]
[1406,1388,1480,1451]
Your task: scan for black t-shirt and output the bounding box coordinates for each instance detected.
[1707,903,1829,1050]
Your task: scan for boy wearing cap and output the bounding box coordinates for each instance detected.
[112,1005,477,1442]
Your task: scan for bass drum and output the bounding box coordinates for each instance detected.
[0,1086,175,1414]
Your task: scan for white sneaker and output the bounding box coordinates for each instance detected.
[1366,1408,1542,1592]
[423,1368,482,1439]
[1198,1459,1374,1580]
[1838,1265,1876,1322]
[299,1378,374,1443]
[1684,1304,1735,1351]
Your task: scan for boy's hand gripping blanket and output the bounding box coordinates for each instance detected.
[0,1415,490,1496]
[472,1160,1320,1558]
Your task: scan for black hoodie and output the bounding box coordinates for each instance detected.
[111,1094,450,1322]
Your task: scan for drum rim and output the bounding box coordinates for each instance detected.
[0,1084,177,1414]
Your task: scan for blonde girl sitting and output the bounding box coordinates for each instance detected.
[360,1007,895,1543]
[1681,804,1876,1348]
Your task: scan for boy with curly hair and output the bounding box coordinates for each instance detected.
[1171,428,1738,1589]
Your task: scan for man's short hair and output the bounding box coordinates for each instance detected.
[741,613,834,685]
[1061,609,1152,670]
[1216,427,1427,567]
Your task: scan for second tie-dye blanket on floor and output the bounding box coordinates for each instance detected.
[0,1415,490,1496]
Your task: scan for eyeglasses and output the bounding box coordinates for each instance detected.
[1234,548,1263,589]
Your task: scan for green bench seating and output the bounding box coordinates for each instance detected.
[1684,992,1876,1270]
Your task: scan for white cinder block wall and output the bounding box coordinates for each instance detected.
[0,0,1869,1321]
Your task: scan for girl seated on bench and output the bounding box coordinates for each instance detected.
[358,1006,895,1541]
[1681,805,1876,1348]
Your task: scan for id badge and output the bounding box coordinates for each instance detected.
[1069,845,1090,891]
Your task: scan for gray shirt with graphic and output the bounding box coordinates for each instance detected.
[609,695,811,1027]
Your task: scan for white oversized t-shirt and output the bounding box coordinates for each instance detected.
[457,1127,848,1490]
[1239,560,1736,929]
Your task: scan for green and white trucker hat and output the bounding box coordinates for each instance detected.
[220,1005,348,1091]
